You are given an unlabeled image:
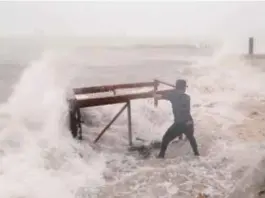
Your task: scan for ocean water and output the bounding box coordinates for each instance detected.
[1,39,265,198]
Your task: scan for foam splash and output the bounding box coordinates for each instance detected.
[0,50,106,198]
[78,45,265,197]
[2,43,265,197]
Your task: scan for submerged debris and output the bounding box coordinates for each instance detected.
[197,193,210,198]
[127,140,163,158]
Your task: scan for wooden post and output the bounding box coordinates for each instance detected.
[94,103,128,143]
[127,100,132,146]
[154,79,159,107]
[249,37,254,55]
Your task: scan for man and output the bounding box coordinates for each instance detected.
[67,97,83,140]
[155,79,199,158]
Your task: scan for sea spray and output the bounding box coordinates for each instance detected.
[0,50,106,198]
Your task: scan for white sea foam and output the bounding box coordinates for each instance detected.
[1,41,265,197]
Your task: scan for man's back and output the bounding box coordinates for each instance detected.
[163,90,191,123]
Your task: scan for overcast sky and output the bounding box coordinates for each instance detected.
[1,1,265,39]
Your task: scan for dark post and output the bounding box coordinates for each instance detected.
[249,37,254,55]
[68,98,82,140]
[127,100,132,146]
[154,79,159,107]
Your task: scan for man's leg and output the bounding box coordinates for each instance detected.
[158,123,182,158]
[184,123,199,156]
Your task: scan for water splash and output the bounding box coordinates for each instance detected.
[0,50,106,198]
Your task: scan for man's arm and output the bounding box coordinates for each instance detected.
[154,90,172,101]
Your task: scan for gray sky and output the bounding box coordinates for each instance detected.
[1,1,265,39]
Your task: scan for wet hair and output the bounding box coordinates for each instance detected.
[175,79,187,89]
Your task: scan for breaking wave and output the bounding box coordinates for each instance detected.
[1,43,265,197]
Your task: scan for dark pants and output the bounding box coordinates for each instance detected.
[158,121,199,158]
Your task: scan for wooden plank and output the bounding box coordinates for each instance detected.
[154,79,159,107]
[77,89,173,108]
[74,81,155,94]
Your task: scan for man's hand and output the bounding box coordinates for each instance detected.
[154,94,163,100]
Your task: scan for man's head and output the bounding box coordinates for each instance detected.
[175,79,187,93]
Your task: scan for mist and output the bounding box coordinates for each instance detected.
[1,1,265,63]
[2,2,265,198]
[0,1,265,39]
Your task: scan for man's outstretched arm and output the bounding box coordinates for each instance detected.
[154,90,172,101]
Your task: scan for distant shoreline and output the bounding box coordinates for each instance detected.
[0,35,219,47]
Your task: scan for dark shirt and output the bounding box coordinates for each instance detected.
[162,90,192,123]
